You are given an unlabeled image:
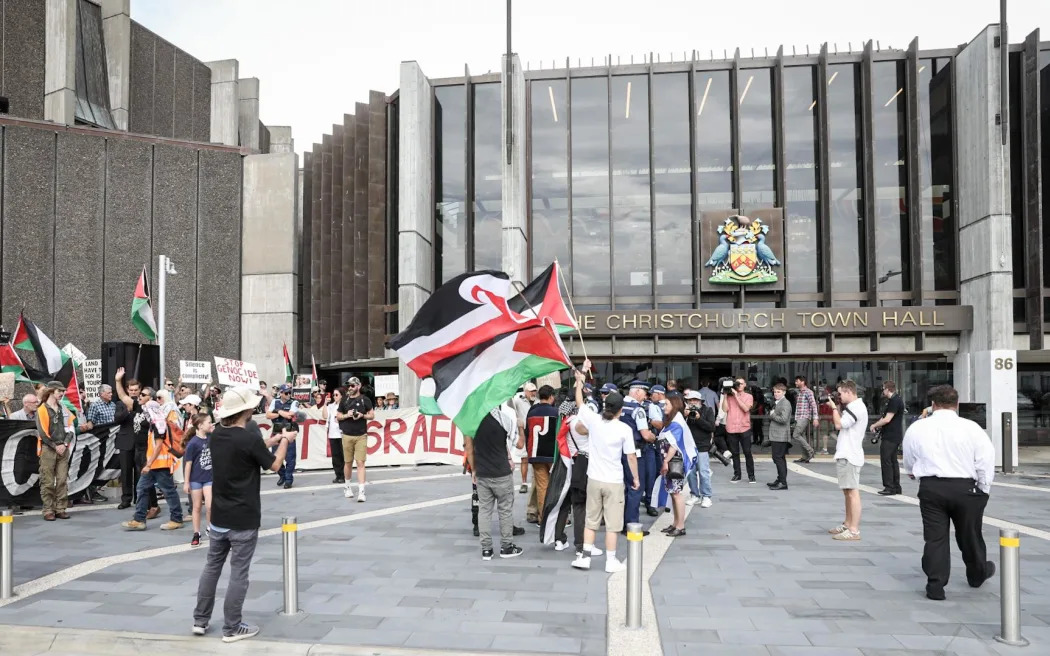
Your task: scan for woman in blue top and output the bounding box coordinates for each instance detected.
[655,393,697,537]
[182,413,215,546]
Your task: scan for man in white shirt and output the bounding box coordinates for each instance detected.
[826,380,868,541]
[903,384,996,601]
[511,383,537,495]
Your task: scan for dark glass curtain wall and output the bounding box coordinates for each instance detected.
[473,83,503,271]
[434,85,466,285]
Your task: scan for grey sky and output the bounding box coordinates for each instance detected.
[132,0,1049,156]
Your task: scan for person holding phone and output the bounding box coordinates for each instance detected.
[337,377,374,502]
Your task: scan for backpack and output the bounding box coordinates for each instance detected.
[164,415,186,458]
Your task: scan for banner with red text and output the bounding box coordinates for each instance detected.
[253,407,465,469]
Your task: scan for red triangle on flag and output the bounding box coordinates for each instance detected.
[512,319,570,365]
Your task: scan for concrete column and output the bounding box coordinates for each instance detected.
[241,152,300,385]
[206,59,239,146]
[44,0,77,125]
[952,24,1017,465]
[501,53,528,285]
[238,77,261,152]
[101,0,131,130]
[269,126,294,154]
[397,61,434,408]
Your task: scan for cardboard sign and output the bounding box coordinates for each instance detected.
[213,357,258,387]
[374,374,399,398]
[62,343,87,367]
[82,359,102,401]
[180,360,213,384]
[0,372,13,401]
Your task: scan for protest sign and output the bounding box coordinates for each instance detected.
[374,374,399,398]
[61,343,87,367]
[213,357,259,387]
[82,359,102,400]
[180,360,213,384]
[0,373,14,401]
[292,387,312,403]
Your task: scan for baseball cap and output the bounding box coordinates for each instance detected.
[583,383,594,393]
[628,380,649,391]
[523,382,538,392]
[600,383,617,394]
[278,383,292,394]
[603,392,625,412]
[45,380,65,391]
[181,394,202,407]
[684,390,703,401]
[347,377,361,386]
[650,384,666,395]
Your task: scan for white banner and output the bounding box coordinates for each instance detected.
[82,359,102,401]
[180,360,213,384]
[62,343,87,367]
[214,357,258,387]
[253,407,464,470]
[374,374,399,398]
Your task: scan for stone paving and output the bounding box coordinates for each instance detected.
[0,458,1048,655]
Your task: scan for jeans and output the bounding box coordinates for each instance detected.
[727,430,755,478]
[126,446,158,508]
[133,468,182,523]
[193,527,260,634]
[638,443,659,507]
[273,439,297,484]
[476,474,514,550]
[687,452,713,497]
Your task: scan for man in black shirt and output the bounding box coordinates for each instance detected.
[336,377,374,502]
[193,386,292,643]
[114,368,158,515]
[871,380,906,496]
[465,405,523,561]
[525,385,559,523]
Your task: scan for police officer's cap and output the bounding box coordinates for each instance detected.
[650,384,667,395]
[628,380,649,390]
[600,383,617,394]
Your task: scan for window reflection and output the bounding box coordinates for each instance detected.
[738,68,776,208]
[872,61,911,293]
[652,73,693,296]
[530,80,570,280]
[827,64,865,294]
[611,75,652,297]
[782,66,820,294]
[694,70,733,210]
[473,83,502,271]
[918,59,956,294]
[571,77,611,297]
[434,86,466,284]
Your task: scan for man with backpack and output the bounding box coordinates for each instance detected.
[121,399,184,531]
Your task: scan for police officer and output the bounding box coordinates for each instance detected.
[265,384,299,489]
[620,381,659,529]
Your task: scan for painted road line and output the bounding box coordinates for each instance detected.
[788,463,1050,542]
[0,493,469,608]
[992,480,1050,493]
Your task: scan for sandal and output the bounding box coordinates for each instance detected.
[660,526,675,534]
[667,528,687,537]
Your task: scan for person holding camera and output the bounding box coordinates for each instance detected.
[265,384,299,489]
[338,377,374,501]
[827,379,868,541]
[766,382,793,490]
[722,378,755,483]
[870,380,905,496]
[683,390,716,508]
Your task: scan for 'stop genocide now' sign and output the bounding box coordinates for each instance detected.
[213,357,259,387]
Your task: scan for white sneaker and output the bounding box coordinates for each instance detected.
[685,495,699,506]
[722,450,732,460]
[605,557,626,573]
[571,555,592,570]
[357,490,366,503]
[343,485,354,499]
[700,496,713,508]
[587,546,603,557]
[554,540,570,551]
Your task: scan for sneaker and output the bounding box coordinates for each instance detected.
[722,450,732,460]
[571,554,592,570]
[587,546,604,556]
[482,548,493,560]
[820,449,829,455]
[283,482,293,489]
[190,532,201,547]
[357,490,366,503]
[472,526,480,537]
[121,520,146,531]
[500,544,523,559]
[519,484,528,494]
[221,622,260,643]
[554,540,570,551]
[160,521,184,531]
[343,485,354,499]
[748,476,756,484]
[832,529,861,541]
[685,495,699,506]
[512,525,526,536]
[730,475,741,483]
[605,558,626,573]
[700,497,713,508]
[827,523,847,535]
[192,622,208,636]
[332,477,344,484]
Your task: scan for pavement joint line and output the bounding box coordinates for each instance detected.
[789,462,1050,541]
[990,479,1050,493]
[0,493,470,609]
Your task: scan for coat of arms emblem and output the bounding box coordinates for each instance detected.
[703,214,780,285]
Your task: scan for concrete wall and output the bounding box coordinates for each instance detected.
[0,119,243,380]
[127,21,210,141]
[1,0,47,120]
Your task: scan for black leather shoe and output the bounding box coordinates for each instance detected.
[513,525,526,536]
[333,477,345,484]
[793,458,811,464]
[769,482,788,491]
[970,561,996,588]
[730,474,741,483]
[117,502,131,510]
[646,507,660,517]
[877,489,897,496]
[925,586,946,601]
[766,481,780,488]
[473,526,480,537]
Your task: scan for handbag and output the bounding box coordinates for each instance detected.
[666,452,685,480]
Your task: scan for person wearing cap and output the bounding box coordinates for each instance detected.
[581,383,599,414]
[180,394,203,423]
[625,380,660,519]
[193,386,294,642]
[510,382,538,495]
[337,377,374,501]
[684,389,716,508]
[265,384,300,489]
[35,382,73,521]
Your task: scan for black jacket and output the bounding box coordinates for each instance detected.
[686,405,716,451]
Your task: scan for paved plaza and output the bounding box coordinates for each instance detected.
[1,456,1049,656]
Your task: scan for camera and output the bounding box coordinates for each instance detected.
[710,446,731,467]
[719,377,735,393]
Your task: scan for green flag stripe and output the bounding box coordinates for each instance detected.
[450,354,568,436]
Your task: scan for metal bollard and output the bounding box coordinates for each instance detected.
[625,521,644,629]
[0,510,12,600]
[995,529,1028,646]
[281,516,299,615]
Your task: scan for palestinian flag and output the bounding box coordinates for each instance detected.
[540,417,574,545]
[418,378,443,416]
[311,354,318,382]
[509,261,578,334]
[0,342,25,378]
[131,265,158,341]
[283,343,294,383]
[10,314,65,382]
[61,365,83,417]
[390,270,543,379]
[428,317,572,437]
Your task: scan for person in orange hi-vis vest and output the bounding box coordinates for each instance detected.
[121,400,185,531]
[35,381,74,521]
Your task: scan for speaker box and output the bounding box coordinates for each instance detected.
[101,342,160,392]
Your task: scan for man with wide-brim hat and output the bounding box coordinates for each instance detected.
[36,381,73,521]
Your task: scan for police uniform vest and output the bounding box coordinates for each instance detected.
[619,398,647,446]
[272,398,299,432]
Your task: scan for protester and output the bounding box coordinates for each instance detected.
[902,385,996,600]
[385,392,399,410]
[655,392,695,537]
[525,385,559,524]
[723,377,755,483]
[464,399,524,560]
[791,375,819,463]
[114,369,158,516]
[571,369,639,572]
[683,390,715,508]
[827,379,868,541]
[337,377,373,501]
[766,382,792,490]
[182,413,215,547]
[870,380,905,496]
[180,394,203,425]
[193,386,293,642]
[375,397,386,411]
[83,384,116,430]
[35,382,73,521]
[324,388,345,484]
[265,384,299,489]
[511,383,538,494]
[624,381,659,518]
[552,402,596,559]
[8,393,39,420]
[121,397,184,532]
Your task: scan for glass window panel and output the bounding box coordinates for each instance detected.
[571,77,611,297]
[472,83,503,271]
[918,59,956,294]
[531,80,570,280]
[694,70,733,210]
[872,61,911,293]
[434,85,467,285]
[611,75,652,298]
[827,64,865,294]
[652,73,693,297]
[738,68,775,208]
[782,66,820,294]
[1010,52,1025,290]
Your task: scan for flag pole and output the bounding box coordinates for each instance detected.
[158,255,167,391]
[553,259,588,361]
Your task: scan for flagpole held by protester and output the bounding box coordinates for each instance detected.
[553,258,588,362]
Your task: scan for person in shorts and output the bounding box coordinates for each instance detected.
[337,377,374,502]
[182,413,215,547]
[826,380,868,541]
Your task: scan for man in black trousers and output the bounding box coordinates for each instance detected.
[903,385,997,601]
[870,380,905,495]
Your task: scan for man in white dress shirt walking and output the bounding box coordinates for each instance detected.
[903,385,997,601]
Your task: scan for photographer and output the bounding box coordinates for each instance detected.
[721,378,755,483]
[683,391,716,508]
